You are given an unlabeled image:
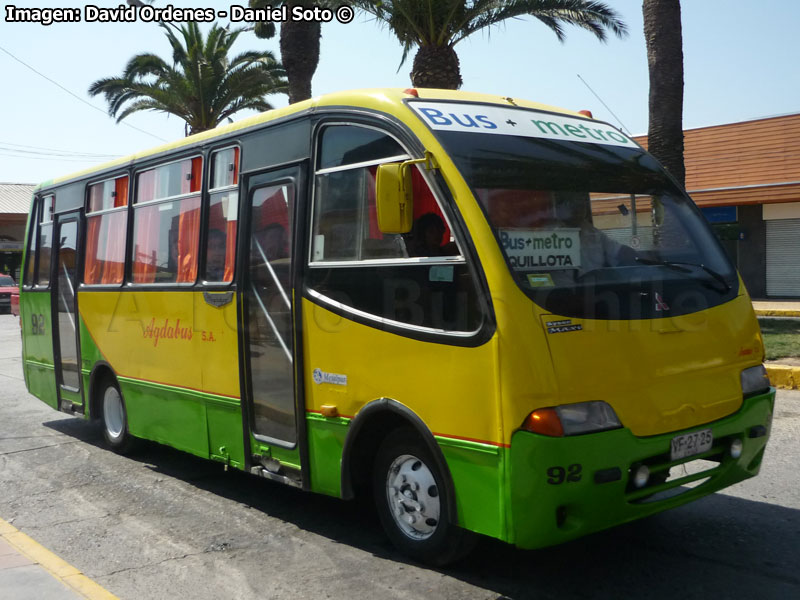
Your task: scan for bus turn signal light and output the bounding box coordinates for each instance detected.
[320,405,339,418]
[522,409,564,437]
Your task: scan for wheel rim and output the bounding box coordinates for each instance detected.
[103,387,124,440]
[385,454,441,540]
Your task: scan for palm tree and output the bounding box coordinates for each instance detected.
[351,0,627,90]
[249,0,323,104]
[89,22,288,135]
[643,0,685,186]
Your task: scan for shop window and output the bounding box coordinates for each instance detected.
[132,157,201,284]
[84,176,128,285]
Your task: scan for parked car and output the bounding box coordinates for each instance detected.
[0,274,16,314]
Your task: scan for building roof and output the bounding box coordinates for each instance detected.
[634,113,800,207]
[0,183,35,214]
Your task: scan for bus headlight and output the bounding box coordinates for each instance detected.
[557,401,622,435]
[522,401,622,437]
[741,365,770,397]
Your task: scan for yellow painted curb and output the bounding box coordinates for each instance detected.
[0,517,119,600]
[755,309,800,318]
[766,365,800,390]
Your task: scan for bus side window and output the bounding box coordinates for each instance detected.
[308,123,482,333]
[84,176,128,285]
[311,125,409,262]
[24,200,40,287]
[35,195,54,287]
[205,147,239,283]
[132,157,202,285]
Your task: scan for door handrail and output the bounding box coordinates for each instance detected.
[253,239,291,311]
[59,262,76,334]
[249,281,292,363]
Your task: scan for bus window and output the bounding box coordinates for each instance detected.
[309,123,481,332]
[23,203,39,286]
[312,125,409,262]
[84,175,128,285]
[132,157,202,284]
[318,124,407,170]
[35,195,54,287]
[205,147,239,283]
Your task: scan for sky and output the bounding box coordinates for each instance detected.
[1,0,799,185]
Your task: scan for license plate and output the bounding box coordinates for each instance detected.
[670,429,713,461]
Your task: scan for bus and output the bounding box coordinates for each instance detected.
[20,89,775,565]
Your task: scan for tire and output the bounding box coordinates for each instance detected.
[373,428,475,565]
[99,378,136,455]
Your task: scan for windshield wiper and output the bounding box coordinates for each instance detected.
[635,257,732,292]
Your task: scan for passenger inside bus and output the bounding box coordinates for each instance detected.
[256,223,288,263]
[206,229,227,281]
[406,212,458,257]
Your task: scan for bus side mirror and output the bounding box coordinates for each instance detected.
[375,163,413,234]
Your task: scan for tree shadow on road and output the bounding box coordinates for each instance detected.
[44,418,800,599]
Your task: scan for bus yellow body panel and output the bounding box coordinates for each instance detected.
[303,299,500,444]
[492,279,763,440]
[78,291,240,399]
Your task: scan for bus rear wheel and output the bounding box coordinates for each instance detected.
[372,428,474,565]
[99,378,135,455]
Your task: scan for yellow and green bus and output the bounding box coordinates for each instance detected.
[20,89,774,564]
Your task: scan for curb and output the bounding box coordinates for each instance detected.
[0,518,119,600]
[755,309,800,318]
[765,364,800,390]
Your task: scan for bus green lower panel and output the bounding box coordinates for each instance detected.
[24,361,58,410]
[306,413,348,497]
[119,377,210,459]
[438,437,505,540]
[206,399,245,470]
[509,390,775,549]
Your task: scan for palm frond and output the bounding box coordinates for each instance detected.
[87,21,288,133]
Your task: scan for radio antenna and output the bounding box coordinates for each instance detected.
[576,74,632,136]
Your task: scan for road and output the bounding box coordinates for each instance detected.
[0,313,798,599]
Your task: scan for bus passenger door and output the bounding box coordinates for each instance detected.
[242,170,300,448]
[52,213,83,411]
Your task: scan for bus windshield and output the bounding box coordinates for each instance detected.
[434,129,738,319]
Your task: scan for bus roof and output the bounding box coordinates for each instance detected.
[40,88,583,190]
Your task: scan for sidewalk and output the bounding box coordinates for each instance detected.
[0,518,118,600]
[752,299,800,317]
[752,299,800,389]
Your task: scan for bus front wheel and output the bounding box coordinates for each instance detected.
[372,428,473,565]
[99,379,135,455]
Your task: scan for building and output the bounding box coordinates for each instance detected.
[635,112,800,298]
[0,183,34,281]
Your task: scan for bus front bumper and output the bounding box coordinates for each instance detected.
[508,389,775,549]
